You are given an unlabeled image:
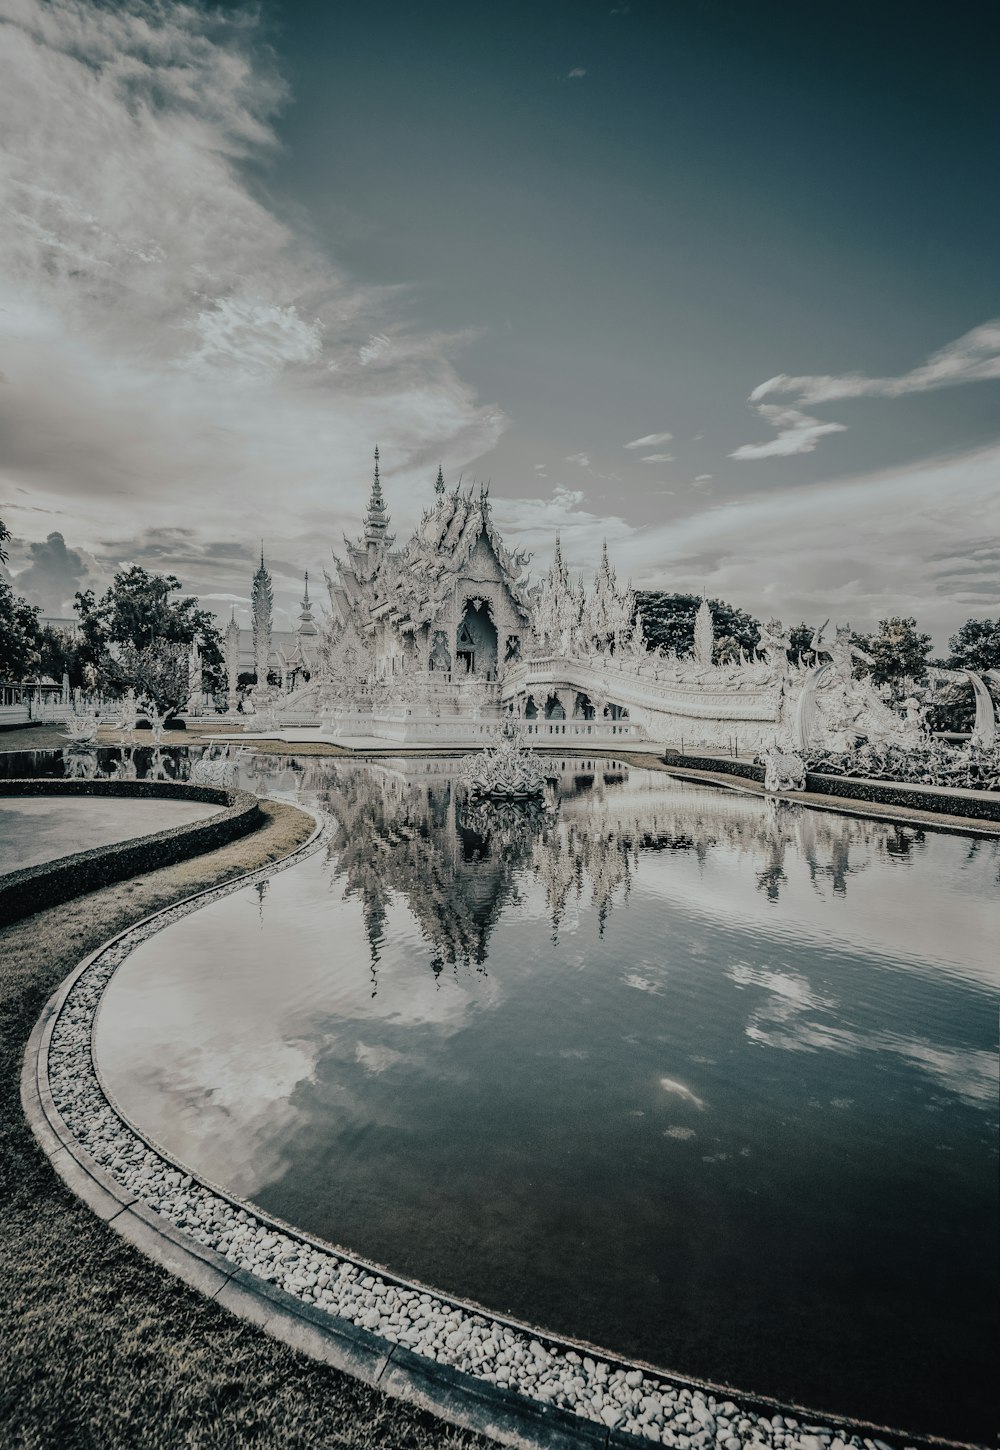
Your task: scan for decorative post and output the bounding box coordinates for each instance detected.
[225,609,240,715]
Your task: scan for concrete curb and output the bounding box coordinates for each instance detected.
[18,804,980,1450]
[0,778,262,924]
[657,753,1000,826]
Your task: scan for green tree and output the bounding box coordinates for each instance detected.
[74,565,224,700]
[850,617,932,695]
[636,592,761,660]
[946,616,1000,674]
[36,624,86,688]
[0,519,41,679]
[0,576,40,679]
[116,640,192,717]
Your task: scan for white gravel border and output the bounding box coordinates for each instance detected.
[40,806,924,1450]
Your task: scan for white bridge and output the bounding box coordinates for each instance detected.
[501,653,785,752]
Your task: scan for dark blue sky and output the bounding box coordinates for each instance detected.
[259,0,999,513]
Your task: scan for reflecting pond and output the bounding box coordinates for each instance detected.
[93,754,998,1441]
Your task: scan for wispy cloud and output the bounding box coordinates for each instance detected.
[750,320,1000,406]
[640,452,675,463]
[732,321,1000,461]
[625,431,672,449]
[492,486,631,573]
[730,406,847,460]
[0,0,503,580]
[567,67,587,79]
[564,451,590,466]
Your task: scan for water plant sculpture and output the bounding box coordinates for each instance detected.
[462,725,546,799]
[63,704,100,746]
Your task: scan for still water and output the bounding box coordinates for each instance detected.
[94,755,998,1440]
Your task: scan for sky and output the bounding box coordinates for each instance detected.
[0,0,997,646]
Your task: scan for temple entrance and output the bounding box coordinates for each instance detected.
[456,600,498,678]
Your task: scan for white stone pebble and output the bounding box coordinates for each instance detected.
[42,839,908,1450]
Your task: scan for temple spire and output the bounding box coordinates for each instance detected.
[298,570,317,636]
[364,445,393,550]
[435,464,445,497]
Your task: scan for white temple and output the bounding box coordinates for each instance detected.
[238,449,996,755]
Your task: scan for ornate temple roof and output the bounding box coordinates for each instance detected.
[331,462,534,636]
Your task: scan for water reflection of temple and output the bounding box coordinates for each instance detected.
[233,753,934,980]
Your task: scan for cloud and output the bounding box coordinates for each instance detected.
[749,319,1000,406]
[625,432,672,449]
[640,452,675,463]
[567,67,587,79]
[186,297,323,381]
[7,529,95,613]
[359,333,392,365]
[613,441,1000,648]
[492,485,631,573]
[730,406,847,460]
[564,451,590,467]
[0,0,503,596]
[732,321,1000,463]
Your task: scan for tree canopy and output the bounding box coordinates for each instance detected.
[850,617,933,694]
[636,592,761,660]
[945,616,1000,675]
[74,566,225,703]
[0,518,42,680]
[0,577,40,679]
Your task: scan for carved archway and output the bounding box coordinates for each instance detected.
[456,599,498,678]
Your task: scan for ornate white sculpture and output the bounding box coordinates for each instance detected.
[762,747,806,794]
[115,688,138,738]
[138,699,169,744]
[63,704,101,745]
[757,618,791,673]
[253,691,280,732]
[693,597,714,668]
[462,725,546,799]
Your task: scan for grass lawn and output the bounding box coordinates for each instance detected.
[0,795,489,1450]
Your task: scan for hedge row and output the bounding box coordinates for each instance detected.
[663,752,1000,823]
[0,780,262,926]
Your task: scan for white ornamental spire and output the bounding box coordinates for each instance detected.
[251,544,273,685]
[693,596,714,667]
[298,570,317,636]
[224,608,241,712]
[364,446,394,550]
